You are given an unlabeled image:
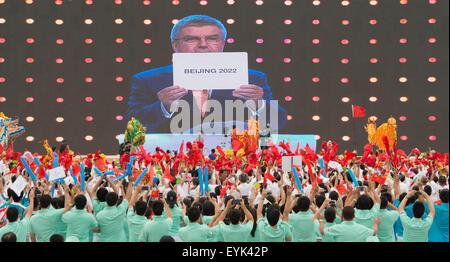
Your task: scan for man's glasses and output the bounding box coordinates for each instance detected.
[175,35,223,45]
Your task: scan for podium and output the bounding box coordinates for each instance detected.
[117,134,316,153]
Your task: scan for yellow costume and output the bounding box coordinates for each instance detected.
[366,117,397,151]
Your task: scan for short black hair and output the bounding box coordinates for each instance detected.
[1,232,17,242]
[412,202,425,218]
[187,206,201,223]
[6,207,18,222]
[342,206,355,221]
[423,185,432,196]
[315,194,325,208]
[266,204,280,226]
[152,200,164,216]
[39,194,52,209]
[134,200,148,216]
[202,200,215,216]
[49,234,65,242]
[96,188,108,202]
[440,189,449,203]
[381,192,393,203]
[229,209,241,225]
[297,196,310,212]
[380,196,389,209]
[239,173,248,183]
[160,235,175,242]
[106,192,119,206]
[355,195,373,210]
[329,191,339,201]
[324,207,336,223]
[74,195,87,210]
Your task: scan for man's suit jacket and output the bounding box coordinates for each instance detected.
[125,65,287,133]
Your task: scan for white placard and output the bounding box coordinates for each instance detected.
[173,52,248,90]
[64,176,75,186]
[0,161,7,174]
[282,156,302,173]
[9,175,28,196]
[328,161,343,173]
[47,166,66,181]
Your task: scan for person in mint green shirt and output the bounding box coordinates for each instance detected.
[164,190,183,236]
[0,188,35,242]
[178,205,214,242]
[287,196,327,242]
[256,189,292,242]
[321,207,342,242]
[376,196,399,242]
[61,194,98,242]
[30,186,71,242]
[88,175,108,242]
[398,189,435,242]
[247,207,260,242]
[51,196,67,238]
[95,179,133,242]
[212,198,254,242]
[127,185,149,242]
[354,185,381,230]
[319,206,381,242]
[139,199,173,242]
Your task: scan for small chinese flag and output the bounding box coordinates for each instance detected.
[352,105,366,118]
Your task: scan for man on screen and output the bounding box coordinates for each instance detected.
[125,15,287,134]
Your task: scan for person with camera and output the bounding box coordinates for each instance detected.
[255,188,292,242]
[211,197,254,242]
[398,188,435,242]
[139,196,173,242]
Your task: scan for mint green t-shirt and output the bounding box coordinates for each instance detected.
[0,217,30,242]
[257,218,292,242]
[400,211,434,242]
[355,203,380,229]
[30,207,65,242]
[139,215,173,242]
[323,221,374,242]
[217,221,254,242]
[62,208,98,242]
[95,199,129,242]
[165,206,182,236]
[376,209,400,242]
[178,222,213,242]
[126,208,149,242]
[288,211,317,242]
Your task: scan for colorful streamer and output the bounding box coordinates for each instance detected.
[198,166,204,196]
[133,169,148,186]
[20,156,37,182]
[204,166,209,194]
[292,167,303,194]
[347,168,359,188]
[80,163,85,192]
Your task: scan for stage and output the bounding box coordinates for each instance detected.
[117,133,316,153]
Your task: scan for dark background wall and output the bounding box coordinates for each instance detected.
[0,0,448,155]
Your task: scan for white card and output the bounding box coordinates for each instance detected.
[0,161,7,174]
[9,176,28,196]
[328,161,343,173]
[47,166,66,181]
[173,52,248,90]
[64,176,75,186]
[282,156,302,173]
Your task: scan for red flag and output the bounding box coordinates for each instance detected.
[232,136,242,153]
[0,144,3,155]
[38,166,46,180]
[352,105,366,118]
[148,165,156,185]
[96,157,106,172]
[263,172,274,186]
[163,163,175,183]
[382,136,392,158]
[179,140,184,156]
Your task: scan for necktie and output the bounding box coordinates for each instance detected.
[192,89,209,117]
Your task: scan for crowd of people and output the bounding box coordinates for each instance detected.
[0,139,448,243]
